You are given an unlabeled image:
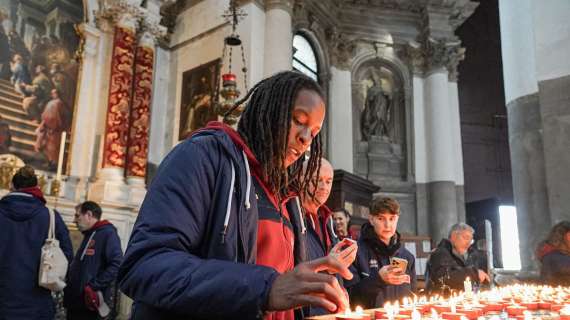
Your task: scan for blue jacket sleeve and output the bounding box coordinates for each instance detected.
[89,230,123,291]
[408,255,417,292]
[54,211,73,263]
[118,138,279,318]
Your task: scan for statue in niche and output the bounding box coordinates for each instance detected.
[360,76,392,141]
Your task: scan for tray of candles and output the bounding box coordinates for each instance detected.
[306,284,570,320]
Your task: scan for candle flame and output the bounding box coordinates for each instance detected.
[355,306,364,315]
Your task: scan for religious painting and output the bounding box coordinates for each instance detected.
[178,59,221,140]
[0,0,82,173]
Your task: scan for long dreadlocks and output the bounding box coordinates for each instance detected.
[227,71,325,199]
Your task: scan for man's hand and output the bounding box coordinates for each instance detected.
[329,239,358,271]
[267,256,352,313]
[477,269,490,283]
[378,265,410,285]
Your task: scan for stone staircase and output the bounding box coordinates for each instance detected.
[0,79,39,159]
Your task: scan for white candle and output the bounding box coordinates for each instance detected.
[412,308,421,320]
[56,131,66,181]
[464,277,472,295]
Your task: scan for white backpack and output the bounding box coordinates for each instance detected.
[38,209,68,291]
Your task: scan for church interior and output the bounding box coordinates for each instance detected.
[0,0,569,318]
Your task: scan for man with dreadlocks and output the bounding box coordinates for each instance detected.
[118,71,352,320]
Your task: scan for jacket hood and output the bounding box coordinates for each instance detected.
[82,219,115,234]
[0,192,47,221]
[194,121,260,170]
[537,242,557,261]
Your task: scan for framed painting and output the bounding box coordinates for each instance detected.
[0,1,82,173]
[178,59,221,140]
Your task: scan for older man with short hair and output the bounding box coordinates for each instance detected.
[425,223,490,294]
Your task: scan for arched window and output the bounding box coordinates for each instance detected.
[292,34,318,81]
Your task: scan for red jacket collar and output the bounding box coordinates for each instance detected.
[16,186,46,204]
[198,121,293,208]
[90,220,112,231]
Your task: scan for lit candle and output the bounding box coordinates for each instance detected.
[559,305,570,320]
[411,308,421,320]
[336,306,371,320]
[55,131,66,181]
[464,277,473,296]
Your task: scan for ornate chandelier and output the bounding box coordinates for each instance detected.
[215,0,248,125]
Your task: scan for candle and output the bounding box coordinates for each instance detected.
[411,308,421,320]
[55,131,66,181]
[506,305,527,316]
[559,305,570,320]
[464,277,473,296]
[538,301,552,310]
[336,306,371,320]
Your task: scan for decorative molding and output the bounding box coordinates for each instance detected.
[326,27,355,70]
[265,0,294,14]
[95,1,144,32]
[424,37,465,81]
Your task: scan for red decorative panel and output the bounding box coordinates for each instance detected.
[126,45,154,178]
[102,26,136,168]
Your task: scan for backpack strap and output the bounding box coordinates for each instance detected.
[48,208,55,240]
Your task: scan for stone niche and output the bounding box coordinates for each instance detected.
[351,56,417,234]
[353,58,410,186]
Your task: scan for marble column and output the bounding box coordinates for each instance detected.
[126,31,156,204]
[499,0,551,272]
[448,80,466,222]
[424,68,459,243]
[101,14,137,172]
[65,23,111,201]
[263,0,293,77]
[328,65,353,173]
[90,13,138,204]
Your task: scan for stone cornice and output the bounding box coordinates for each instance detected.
[264,0,294,14]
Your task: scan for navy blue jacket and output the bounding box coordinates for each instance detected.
[118,128,307,320]
[345,224,416,308]
[303,206,339,317]
[0,192,73,319]
[64,220,123,312]
[539,249,570,286]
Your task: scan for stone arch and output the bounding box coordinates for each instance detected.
[292,27,332,155]
[351,49,414,182]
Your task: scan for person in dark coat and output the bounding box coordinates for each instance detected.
[425,223,490,295]
[64,201,123,320]
[117,71,352,320]
[0,165,73,319]
[299,158,358,316]
[345,197,416,309]
[536,221,570,286]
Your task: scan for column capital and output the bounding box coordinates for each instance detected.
[139,8,167,42]
[424,37,465,81]
[95,1,144,32]
[76,23,102,57]
[264,0,294,14]
[398,41,425,76]
[326,27,355,71]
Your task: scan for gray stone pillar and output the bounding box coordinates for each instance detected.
[499,0,551,272]
[424,69,459,243]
